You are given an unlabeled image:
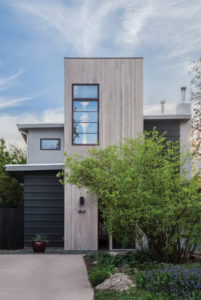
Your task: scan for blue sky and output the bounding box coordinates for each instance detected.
[0,0,201,145]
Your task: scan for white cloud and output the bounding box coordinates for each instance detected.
[41,107,64,123]
[0,68,24,86]
[4,0,201,60]
[116,0,155,49]
[0,108,64,146]
[1,0,201,110]
[5,0,118,55]
[0,96,31,109]
[0,68,24,91]
[3,0,153,55]
[0,68,34,108]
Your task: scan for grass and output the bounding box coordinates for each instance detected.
[94,290,172,300]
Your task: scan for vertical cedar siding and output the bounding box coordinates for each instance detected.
[64,58,143,250]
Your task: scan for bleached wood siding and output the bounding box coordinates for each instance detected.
[64,58,143,250]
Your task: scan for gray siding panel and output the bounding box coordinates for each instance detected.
[144,120,180,142]
[24,171,64,247]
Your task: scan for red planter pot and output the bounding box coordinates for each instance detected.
[32,241,47,253]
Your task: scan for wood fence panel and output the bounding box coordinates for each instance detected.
[0,208,24,249]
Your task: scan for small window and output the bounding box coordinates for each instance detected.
[73,85,98,98]
[72,84,99,145]
[40,139,61,150]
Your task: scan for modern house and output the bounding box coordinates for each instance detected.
[5,58,191,250]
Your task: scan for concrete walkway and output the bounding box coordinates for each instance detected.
[0,255,94,300]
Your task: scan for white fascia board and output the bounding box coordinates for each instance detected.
[5,163,63,172]
[17,123,64,130]
[144,114,191,120]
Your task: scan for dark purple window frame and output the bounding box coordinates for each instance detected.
[40,138,61,150]
[72,84,99,146]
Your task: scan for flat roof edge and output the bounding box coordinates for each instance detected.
[17,123,64,130]
[64,57,144,59]
[144,114,191,120]
[5,163,64,172]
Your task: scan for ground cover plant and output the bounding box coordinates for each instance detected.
[134,264,201,298]
[61,130,201,263]
[84,252,201,300]
[94,290,173,300]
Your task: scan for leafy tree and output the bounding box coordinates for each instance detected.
[0,139,26,207]
[191,58,201,157]
[61,130,201,263]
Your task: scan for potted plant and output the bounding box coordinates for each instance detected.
[31,233,48,253]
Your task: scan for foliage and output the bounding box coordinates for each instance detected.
[88,265,108,286]
[191,58,201,157]
[61,130,201,263]
[86,252,201,299]
[94,289,174,300]
[85,251,154,269]
[0,139,26,207]
[85,252,173,275]
[85,252,112,263]
[134,264,201,298]
[32,233,48,244]
[85,252,115,284]
[94,290,136,300]
[95,289,201,300]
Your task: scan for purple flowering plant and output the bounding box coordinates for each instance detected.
[134,264,201,297]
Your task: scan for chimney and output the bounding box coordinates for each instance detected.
[160,100,166,114]
[181,86,186,103]
[176,86,191,114]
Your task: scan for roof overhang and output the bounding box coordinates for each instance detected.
[17,123,64,143]
[5,163,63,182]
[144,114,191,120]
[18,123,64,131]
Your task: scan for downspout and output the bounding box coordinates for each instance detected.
[18,127,29,164]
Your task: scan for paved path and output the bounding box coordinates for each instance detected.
[0,255,94,300]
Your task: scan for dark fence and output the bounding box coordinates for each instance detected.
[0,208,24,249]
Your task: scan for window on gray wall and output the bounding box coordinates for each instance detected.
[40,139,61,150]
[72,84,99,145]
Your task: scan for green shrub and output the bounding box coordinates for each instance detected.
[84,252,111,263]
[88,265,108,286]
[112,251,155,268]
[62,130,201,264]
[85,251,158,272]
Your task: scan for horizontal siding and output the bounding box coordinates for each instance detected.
[144,120,180,142]
[24,171,64,247]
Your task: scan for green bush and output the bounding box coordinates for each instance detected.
[85,251,160,272]
[88,265,108,286]
[0,139,26,208]
[85,252,111,263]
[112,251,155,268]
[62,130,201,263]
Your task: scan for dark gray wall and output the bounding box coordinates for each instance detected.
[144,120,180,142]
[24,171,64,247]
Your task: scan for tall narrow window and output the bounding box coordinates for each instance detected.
[72,84,99,145]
